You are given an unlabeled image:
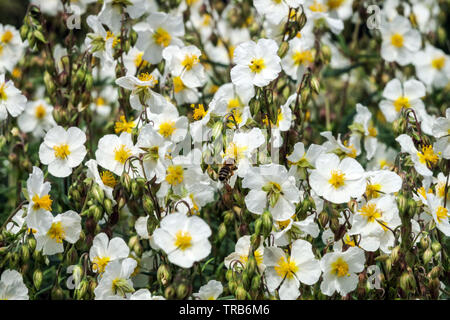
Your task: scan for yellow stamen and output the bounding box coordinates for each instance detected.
[329,170,345,189]
[274,256,298,280]
[224,142,247,161]
[249,58,265,73]
[174,230,192,250]
[366,183,382,199]
[431,56,445,70]
[181,54,199,71]
[1,30,13,43]
[153,27,171,47]
[114,144,132,164]
[309,0,327,12]
[53,144,71,160]
[292,50,314,66]
[166,165,184,186]
[134,52,147,68]
[393,96,411,112]
[417,145,439,166]
[47,221,65,243]
[115,116,135,134]
[227,98,240,110]
[138,72,158,87]
[191,104,207,121]
[32,194,52,211]
[173,76,185,93]
[327,0,345,9]
[390,33,404,48]
[35,104,46,119]
[0,83,7,100]
[159,121,176,138]
[92,256,110,273]
[331,257,350,277]
[360,203,382,223]
[436,206,449,224]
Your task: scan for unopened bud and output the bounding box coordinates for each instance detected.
[157,264,172,286]
[261,210,272,237]
[310,77,320,94]
[318,211,329,228]
[164,285,176,299]
[176,283,190,299]
[235,285,247,300]
[33,269,43,290]
[251,274,261,291]
[103,198,113,215]
[431,241,441,255]
[218,223,227,241]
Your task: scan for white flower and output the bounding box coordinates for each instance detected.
[39,126,87,178]
[35,210,82,255]
[136,124,171,183]
[432,108,450,159]
[97,0,146,34]
[163,45,206,88]
[222,128,265,179]
[152,212,212,268]
[146,103,188,143]
[0,25,26,72]
[414,44,450,88]
[264,240,321,300]
[86,159,117,203]
[426,194,450,237]
[281,35,315,81]
[134,12,185,64]
[254,0,303,25]
[0,74,26,121]
[380,16,421,66]
[95,132,142,177]
[0,270,29,300]
[348,195,400,252]
[129,289,165,300]
[115,71,164,112]
[351,104,378,160]
[320,247,365,296]
[194,280,223,300]
[364,170,402,200]
[367,143,397,170]
[265,94,295,148]
[242,164,300,221]
[224,235,265,273]
[89,233,130,273]
[379,78,426,122]
[287,142,325,169]
[6,209,26,235]
[231,39,281,88]
[18,100,56,137]
[94,258,137,300]
[321,131,360,158]
[85,15,117,72]
[395,134,439,177]
[26,166,52,230]
[304,0,344,34]
[309,153,366,204]
[135,216,150,239]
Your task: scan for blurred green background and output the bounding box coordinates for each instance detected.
[0,0,29,27]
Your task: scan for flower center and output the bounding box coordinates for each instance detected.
[366,183,382,199]
[329,170,345,189]
[153,27,171,47]
[115,116,135,133]
[173,76,185,93]
[360,203,382,223]
[174,230,192,250]
[249,58,265,73]
[159,121,176,138]
[436,182,447,199]
[114,144,132,164]
[166,165,184,186]
[32,194,52,211]
[138,72,158,87]
[390,33,404,48]
[393,96,411,112]
[1,30,13,43]
[292,50,314,66]
[53,144,71,160]
[327,0,344,9]
[331,257,349,277]
[92,256,110,273]
[0,83,7,100]
[431,56,445,70]
[227,98,240,110]
[274,256,298,280]
[436,206,449,224]
[34,104,46,119]
[309,0,327,12]
[224,142,247,162]
[105,31,120,48]
[191,103,207,120]
[47,221,65,243]
[417,145,439,166]
[368,124,377,137]
[101,170,117,188]
[134,52,147,67]
[182,54,199,71]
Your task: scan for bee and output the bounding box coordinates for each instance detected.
[219,158,237,183]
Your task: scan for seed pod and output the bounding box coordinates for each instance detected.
[235,285,247,300]
[33,269,43,290]
[431,241,441,255]
[218,223,227,241]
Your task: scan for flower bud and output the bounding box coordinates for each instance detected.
[225,269,233,282]
[33,269,43,290]
[310,77,320,94]
[420,236,429,249]
[92,184,104,204]
[75,279,89,300]
[223,210,235,225]
[428,266,441,279]
[103,198,114,215]
[218,223,227,241]
[228,280,237,293]
[397,193,408,214]
[21,245,30,262]
[261,210,273,237]
[253,218,262,236]
[246,254,257,277]
[235,285,247,300]
[157,264,172,286]
[431,241,441,255]
[212,121,223,140]
[176,283,191,299]
[51,284,65,300]
[318,211,329,228]
[164,285,176,299]
[277,41,289,58]
[143,194,154,213]
[251,274,261,291]
[390,246,400,264]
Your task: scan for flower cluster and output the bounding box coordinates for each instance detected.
[0,0,449,300]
